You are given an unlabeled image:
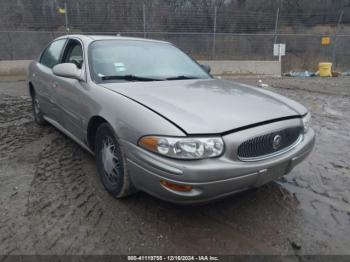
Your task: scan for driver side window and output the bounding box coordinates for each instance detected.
[40,39,66,69]
[63,40,84,69]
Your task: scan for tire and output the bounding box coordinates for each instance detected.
[31,90,46,126]
[95,123,136,198]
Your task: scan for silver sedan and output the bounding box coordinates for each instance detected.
[28,35,315,204]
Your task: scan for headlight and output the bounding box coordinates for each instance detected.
[302,113,311,133]
[138,136,224,159]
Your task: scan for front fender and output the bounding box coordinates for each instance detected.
[87,83,186,145]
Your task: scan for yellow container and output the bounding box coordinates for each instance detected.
[319,62,332,77]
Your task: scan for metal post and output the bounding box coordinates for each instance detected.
[7,32,13,60]
[279,44,282,63]
[212,6,217,60]
[331,10,343,71]
[64,1,69,34]
[273,8,280,45]
[143,3,146,38]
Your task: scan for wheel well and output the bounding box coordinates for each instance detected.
[87,116,108,152]
[29,82,35,98]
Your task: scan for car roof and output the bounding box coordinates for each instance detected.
[56,34,170,45]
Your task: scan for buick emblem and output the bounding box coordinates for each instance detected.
[272,134,282,150]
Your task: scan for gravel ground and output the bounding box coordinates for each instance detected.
[0,77,349,255]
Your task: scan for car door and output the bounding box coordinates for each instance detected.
[51,38,90,142]
[33,38,67,121]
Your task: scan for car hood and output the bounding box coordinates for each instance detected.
[101,79,307,134]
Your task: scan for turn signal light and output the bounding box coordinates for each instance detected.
[160,180,193,192]
[138,136,158,151]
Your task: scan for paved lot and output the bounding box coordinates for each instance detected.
[0,77,349,255]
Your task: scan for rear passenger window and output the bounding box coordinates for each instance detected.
[40,39,66,68]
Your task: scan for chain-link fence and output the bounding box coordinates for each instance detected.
[0,1,349,72]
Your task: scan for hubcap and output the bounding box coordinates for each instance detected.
[101,136,120,184]
[34,98,40,115]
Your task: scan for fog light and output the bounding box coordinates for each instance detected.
[160,180,193,192]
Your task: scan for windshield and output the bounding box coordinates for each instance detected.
[89,40,211,82]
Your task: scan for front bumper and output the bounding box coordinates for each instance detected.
[122,119,315,204]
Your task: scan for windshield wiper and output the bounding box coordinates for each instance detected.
[165,75,200,80]
[101,75,162,82]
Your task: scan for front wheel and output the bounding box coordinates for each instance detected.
[95,123,136,198]
[31,91,46,126]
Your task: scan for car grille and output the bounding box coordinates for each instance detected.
[237,126,303,160]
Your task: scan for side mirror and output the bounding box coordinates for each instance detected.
[201,64,211,73]
[53,63,82,80]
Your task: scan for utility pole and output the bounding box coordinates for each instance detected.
[331,10,343,71]
[143,3,147,38]
[212,6,217,60]
[64,1,69,34]
[273,8,280,45]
